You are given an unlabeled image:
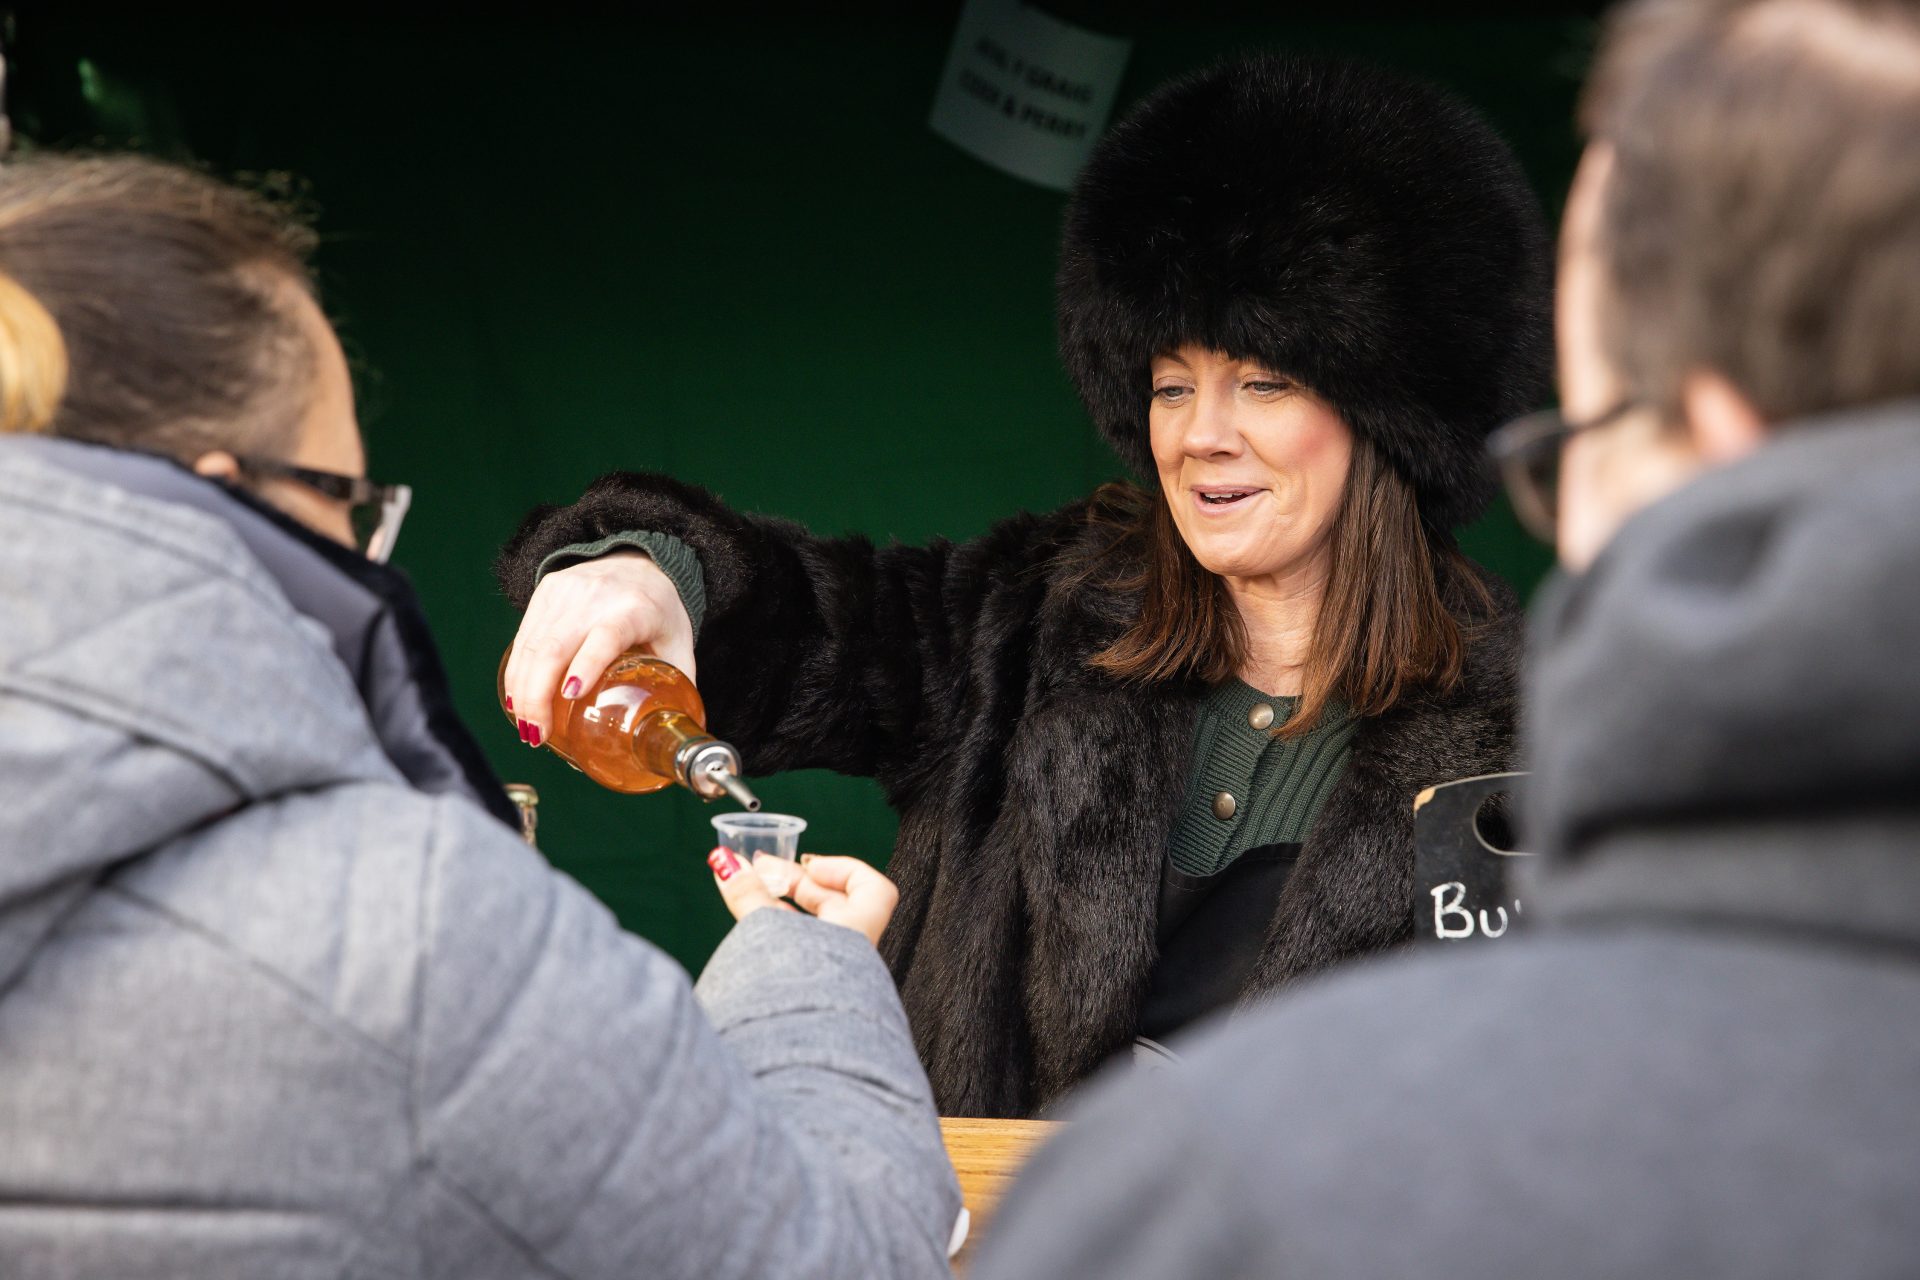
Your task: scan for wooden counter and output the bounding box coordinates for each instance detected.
[941,1116,1062,1275]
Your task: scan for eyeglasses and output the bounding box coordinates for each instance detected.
[235,456,414,563]
[1485,401,1640,544]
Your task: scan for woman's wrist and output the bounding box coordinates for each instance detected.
[534,529,708,639]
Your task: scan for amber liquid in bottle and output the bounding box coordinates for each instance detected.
[497,647,759,807]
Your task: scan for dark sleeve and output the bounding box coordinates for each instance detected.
[496,471,1086,794]
[969,1063,1264,1280]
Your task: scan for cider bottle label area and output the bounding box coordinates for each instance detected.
[498,647,760,809]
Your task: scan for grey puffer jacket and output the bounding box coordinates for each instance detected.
[0,437,959,1280]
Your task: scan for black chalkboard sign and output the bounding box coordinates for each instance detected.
[1411,772,1533,943]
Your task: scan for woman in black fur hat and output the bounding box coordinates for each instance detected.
[497,51,1551,1118]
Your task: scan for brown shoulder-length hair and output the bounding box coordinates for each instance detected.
[1079,433,1488,736]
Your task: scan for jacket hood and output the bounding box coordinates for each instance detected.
[0,437,509,992]
[1524,400,1920,950]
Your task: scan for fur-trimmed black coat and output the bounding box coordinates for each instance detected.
[499,475,1521,1118]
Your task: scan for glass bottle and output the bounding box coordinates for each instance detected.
[497,647,760,809]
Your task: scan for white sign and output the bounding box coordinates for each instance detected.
[928,0,1132,192]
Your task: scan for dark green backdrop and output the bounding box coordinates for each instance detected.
[15,7,1590,973]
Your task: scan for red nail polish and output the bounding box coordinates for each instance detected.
[562,676,582,699]
[527,725,543,748]
[505,695,514,711]
[708,847,740,880]
[516,719,530,743]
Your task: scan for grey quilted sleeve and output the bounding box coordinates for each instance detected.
[410,798,959,1279]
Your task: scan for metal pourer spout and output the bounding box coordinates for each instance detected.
[708,770,762,811]
[676,738,762,811]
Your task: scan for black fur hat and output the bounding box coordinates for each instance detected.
[1057,52,1553,530]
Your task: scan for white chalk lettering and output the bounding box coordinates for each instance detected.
[1432,882,1476,939]
[1430,883,1523,940]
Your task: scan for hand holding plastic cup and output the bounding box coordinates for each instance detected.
[712,812,807,897]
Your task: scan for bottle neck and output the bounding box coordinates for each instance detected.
[633,710,760,808]
[634,709,709,783]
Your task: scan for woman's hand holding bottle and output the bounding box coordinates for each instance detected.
[708,850,901,947]
[503,553,695,743]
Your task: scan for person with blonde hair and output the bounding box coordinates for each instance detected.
[0,153,959,1278]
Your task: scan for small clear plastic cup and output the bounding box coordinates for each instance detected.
[712,812,807,896]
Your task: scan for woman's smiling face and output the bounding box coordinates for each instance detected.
[1149,344,1354,584]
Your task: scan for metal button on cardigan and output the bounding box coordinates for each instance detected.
[1212,791,1237,820]
[1248,702,1275,730]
